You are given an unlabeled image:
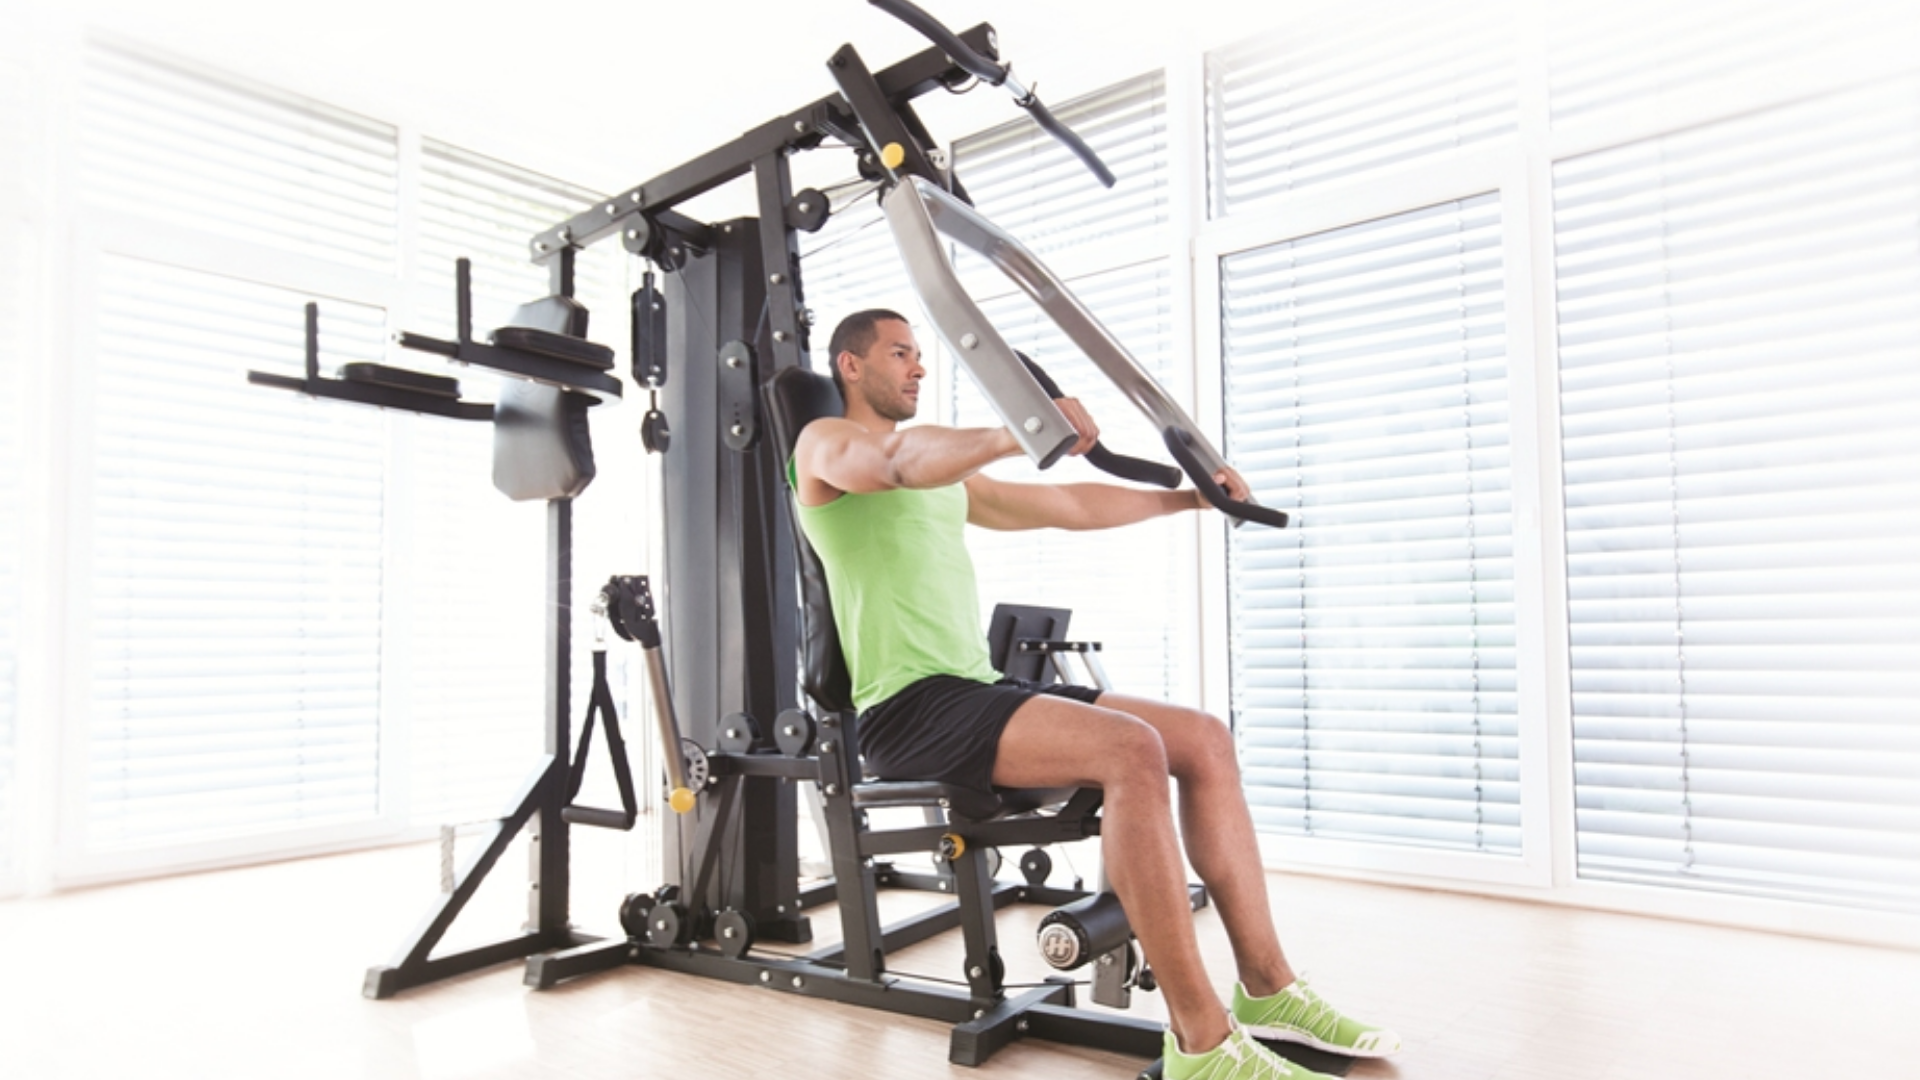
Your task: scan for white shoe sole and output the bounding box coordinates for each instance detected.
[1242,1023,1401,1060]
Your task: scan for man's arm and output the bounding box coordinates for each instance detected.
[964,467,1251,531]
[793,417,1023,505]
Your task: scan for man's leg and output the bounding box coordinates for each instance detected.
[1091,694,1294,997]
[990,695,1234,1055]
[1093,694,1403,1059]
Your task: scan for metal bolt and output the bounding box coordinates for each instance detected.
[770,273,785,284]
[792,975,805,988]
[969,966,983,978]
[730,423,745,437]
[1017,1019,1030,1033]
[773,330,790,342]
[819,741,834,753]
[726,355,743,369]
[1100,953,1114,966]
[535,241,550,252]
[794,120,807,133]
[939,881,950,892]
[824,783,840,796]
[656,919,668,931]
[723,926,736,938]
[973,1009,985,1020]
[777,904,787,913]
[670,246,683,258]
[760,970,772,983]
[558,228,571,243]
[629,946,641,960]
[1024,417,1043,434]
[724,224,733,233]
[605,203,617,214]
[960,332,979,349]
[938,798,950,808]
[797,201,812,213]
[783,725,798,737]
[630,192,642,203]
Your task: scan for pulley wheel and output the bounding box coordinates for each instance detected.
[647,901,691,948]
[619,892,656,940]
[774,708,815,757]
[641,409,670,454]
[1020,848,1052,886]
[717,713,758,754]
[713,909,755,959]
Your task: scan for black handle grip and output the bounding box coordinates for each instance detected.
[1163,428,1289,529]
[868,0,1007,84]
[869,0,1116,189]
[1020,96,1117,189]
[1017,354,1182,488]
[561,806,637,830]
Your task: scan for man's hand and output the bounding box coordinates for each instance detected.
[1053,396,1099,456]
[1191,464,1251,510]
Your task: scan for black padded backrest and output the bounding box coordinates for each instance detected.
[492,381,596,501]
[762,366,854,714]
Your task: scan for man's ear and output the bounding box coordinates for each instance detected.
[837,351,859,384]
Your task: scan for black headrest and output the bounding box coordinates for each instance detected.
[762,366,854,715]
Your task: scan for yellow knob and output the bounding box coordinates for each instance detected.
[940,833,965,860]
[669,787,696,814]
[880,142,906,170]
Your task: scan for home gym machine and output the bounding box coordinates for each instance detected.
[253,2,1314,1076]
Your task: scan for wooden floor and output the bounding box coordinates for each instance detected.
[1,834,1915,1080]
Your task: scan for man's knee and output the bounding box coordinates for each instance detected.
[1100,712,1171,785]
[1179,708,1241,783]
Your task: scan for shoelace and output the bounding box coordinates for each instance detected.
[1212,1029,1300,1080]
[1277,983,1341,1040]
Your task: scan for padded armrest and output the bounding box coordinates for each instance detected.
[488,326,616,371]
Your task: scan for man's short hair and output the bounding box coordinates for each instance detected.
[825,309,908,400]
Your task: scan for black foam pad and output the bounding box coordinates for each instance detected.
[762,367,854,714]
[492,381,596,501]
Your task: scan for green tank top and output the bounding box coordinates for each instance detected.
[791,461,999,711]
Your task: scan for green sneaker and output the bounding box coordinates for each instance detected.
[1232,977,1401,1058]
[1163,1019,1338,1080]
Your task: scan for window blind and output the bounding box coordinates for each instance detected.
[87,256,388,852]
[1222,194,1518,853]
[952,71,1167,270]
[418,140,626,344]
[0,55,29,885]
[1547,0,1900,130]
[952,262,1188,701]
[80,39,399,272]
[1556,78,1920,911]
[1206,3,1516,219]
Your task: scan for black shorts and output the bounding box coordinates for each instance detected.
[857,675,1103,795]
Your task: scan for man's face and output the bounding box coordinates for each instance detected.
[848,319,923,422]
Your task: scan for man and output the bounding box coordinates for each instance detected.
[791,310,1400,1080]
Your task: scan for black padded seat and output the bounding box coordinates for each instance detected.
[853,780,1081,822]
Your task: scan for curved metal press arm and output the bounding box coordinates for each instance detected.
[880,176,1288,528]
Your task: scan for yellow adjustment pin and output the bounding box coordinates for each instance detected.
[880,142,906,170]
[669,787,696,814]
